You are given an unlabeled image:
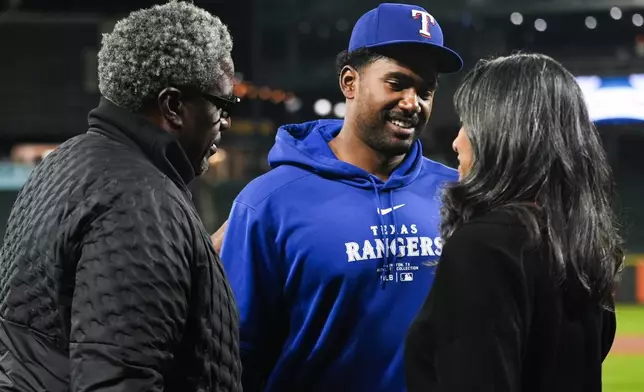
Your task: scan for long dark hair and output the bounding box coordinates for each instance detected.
[441,53,623,309]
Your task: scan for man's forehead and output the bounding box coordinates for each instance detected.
[222,56,235,76]
[207,79,232,98]
[370,44,438,82]
[209,57,234,95]
[210,71,235,97]
[368,57,436,85]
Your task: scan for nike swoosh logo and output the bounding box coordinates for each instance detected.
[377,204,406,215]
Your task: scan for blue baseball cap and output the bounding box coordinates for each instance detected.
[348,3,463,73]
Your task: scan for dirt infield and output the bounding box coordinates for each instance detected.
[611,336,644,355]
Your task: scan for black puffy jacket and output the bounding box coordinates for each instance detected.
[0,98,242,392]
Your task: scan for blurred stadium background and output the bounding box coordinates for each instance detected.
[1,0,643,389]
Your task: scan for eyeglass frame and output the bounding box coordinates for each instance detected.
[200,92,240,119]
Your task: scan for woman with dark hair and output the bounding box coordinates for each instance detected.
[404,53,624,392]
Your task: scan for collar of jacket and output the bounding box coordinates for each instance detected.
[87,96,196,192]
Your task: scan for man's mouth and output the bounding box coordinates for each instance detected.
[387,118,415,129]
[386,112,419,136]
[386,110,419,129]
[207,133,222,157]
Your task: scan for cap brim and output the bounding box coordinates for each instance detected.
[365,41,463,74]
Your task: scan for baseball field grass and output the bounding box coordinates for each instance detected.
[603,305,644,391]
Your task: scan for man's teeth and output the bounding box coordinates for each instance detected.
[389,119,413,128]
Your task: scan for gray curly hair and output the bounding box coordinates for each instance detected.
[98,0,233,112]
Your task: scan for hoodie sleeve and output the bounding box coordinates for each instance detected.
[221,200,286,392]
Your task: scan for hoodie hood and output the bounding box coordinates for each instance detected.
[268,119,424,191]
[267,119,428,289]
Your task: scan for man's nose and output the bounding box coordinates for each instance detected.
[398,89,421,114]
[220,116,230,130]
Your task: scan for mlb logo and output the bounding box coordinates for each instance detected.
[400,273,414,282]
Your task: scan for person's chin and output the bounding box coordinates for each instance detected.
[196,143,219,175]
[385,119,416,140]
[384,137,415,156]
[198,156,210,175]
[457,164,472,180]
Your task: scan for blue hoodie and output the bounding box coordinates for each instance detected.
[221,120,457,392]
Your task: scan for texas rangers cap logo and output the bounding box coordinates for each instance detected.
[411,10,436,39]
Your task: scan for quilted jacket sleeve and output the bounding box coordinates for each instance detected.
[68,191,191,392]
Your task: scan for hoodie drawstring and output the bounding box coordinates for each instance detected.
[370,178,389,288]
[390,190,400,269]
[370,178,400,289]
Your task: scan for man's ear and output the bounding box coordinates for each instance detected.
[339,66,358,100]
[158,87,184,129]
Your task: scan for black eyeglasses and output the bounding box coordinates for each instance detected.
[200,92,240,119]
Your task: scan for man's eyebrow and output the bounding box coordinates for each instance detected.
[384,71,437,90]
[383,71,414,81]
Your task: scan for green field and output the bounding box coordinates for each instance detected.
[623,254,644,267]
[604,305,644,392]
[614,305,644,336]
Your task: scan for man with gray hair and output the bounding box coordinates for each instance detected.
[0,1,241,391]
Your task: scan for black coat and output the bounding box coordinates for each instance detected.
[0,98,242,392]
[405,209,615,392]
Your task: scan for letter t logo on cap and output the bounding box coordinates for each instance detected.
[411,9,436,38]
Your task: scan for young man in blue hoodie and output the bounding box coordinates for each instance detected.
[220,3,463,391]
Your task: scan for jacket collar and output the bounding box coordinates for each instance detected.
[87,97,196,191]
